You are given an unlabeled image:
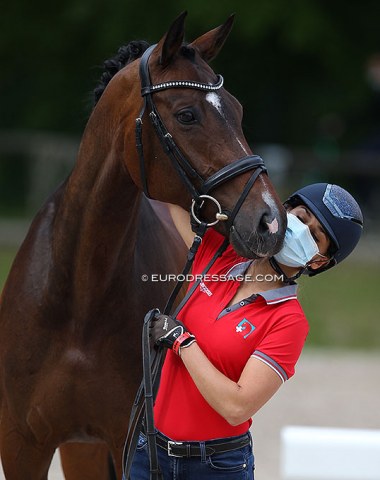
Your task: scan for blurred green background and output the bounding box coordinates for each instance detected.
[1,0,379,348]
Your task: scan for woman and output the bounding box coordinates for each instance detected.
[131,183,363,479]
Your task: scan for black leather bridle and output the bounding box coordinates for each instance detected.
[124,44,269,480]
[135,43,267,230]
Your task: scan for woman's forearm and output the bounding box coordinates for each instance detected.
[180,342,281,425]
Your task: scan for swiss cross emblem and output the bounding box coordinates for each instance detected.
[235,318,255,339]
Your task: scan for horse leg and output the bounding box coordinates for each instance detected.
[0,414,54,480]
[60,443,116,480]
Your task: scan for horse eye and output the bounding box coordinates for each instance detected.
[176,109,197,124]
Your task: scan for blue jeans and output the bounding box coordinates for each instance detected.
[130,432,255,479]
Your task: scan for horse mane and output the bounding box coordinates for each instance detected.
[93,40,150,105]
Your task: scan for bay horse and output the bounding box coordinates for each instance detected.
[0,12,286,479]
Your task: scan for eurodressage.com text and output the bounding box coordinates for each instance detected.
[141,273,284,282]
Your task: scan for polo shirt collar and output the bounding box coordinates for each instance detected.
[226,260,299,305]
[257,284,298,305]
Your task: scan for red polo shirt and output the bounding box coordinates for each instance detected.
[154,228,308,441]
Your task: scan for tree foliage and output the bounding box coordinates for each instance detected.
[1,0,379,146]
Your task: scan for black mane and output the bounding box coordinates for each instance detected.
[93,40,150,105]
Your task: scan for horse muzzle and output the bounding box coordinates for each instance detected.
[229,219,285,260]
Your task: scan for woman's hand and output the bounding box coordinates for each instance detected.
[150,313,196,355]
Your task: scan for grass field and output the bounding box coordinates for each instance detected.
[298,260,380,349]
[1,247,379,349]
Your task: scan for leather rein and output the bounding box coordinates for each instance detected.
[123,44,267,479]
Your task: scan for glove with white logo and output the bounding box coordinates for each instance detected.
[150,313,196,356]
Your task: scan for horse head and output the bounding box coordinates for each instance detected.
[97,12,286,259]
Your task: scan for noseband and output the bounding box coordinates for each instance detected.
[135,44,267,228]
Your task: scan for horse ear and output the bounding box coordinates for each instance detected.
[190,14,235,63]
[158,11,187,68]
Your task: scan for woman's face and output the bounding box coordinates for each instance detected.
[288,204,331,269]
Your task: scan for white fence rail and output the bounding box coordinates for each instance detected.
[281,426,380,480]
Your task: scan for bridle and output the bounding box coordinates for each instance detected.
[135,43,267,229]
[124,44,268,480]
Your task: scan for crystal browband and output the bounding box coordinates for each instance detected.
[141,74,224,96]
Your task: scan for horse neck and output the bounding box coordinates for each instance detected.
[55,102,141,298]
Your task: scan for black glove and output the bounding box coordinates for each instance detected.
[150,313,196,355]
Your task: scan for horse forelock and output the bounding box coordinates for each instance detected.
[93,40,150,106]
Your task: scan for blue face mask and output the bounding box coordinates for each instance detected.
[274,213,319,268]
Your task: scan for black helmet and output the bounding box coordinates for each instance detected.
[285,183,364,276]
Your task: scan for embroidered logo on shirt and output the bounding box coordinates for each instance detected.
[199,282,212,297]
[236,318,255,339]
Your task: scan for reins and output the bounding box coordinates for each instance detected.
[122,224,227,480]
[123,43,267,480]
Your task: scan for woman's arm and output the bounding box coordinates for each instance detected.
[180,343,282,425]
[163,205,285,423]
[167,204,195,248]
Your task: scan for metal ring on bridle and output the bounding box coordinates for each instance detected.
[191,195,227,226]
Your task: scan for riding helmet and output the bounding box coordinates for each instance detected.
[284,183,364,276]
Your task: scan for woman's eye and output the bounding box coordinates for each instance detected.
[176,110,196,124]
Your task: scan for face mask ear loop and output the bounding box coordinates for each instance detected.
[305,253,336,277]
[305,252,330,270]
[316,252,330,261]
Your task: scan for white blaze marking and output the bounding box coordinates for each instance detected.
[206,92,248,156]
[237,138,249,155]
[262,182,280,234]
[262,188,278,213]
[205,92,223,116]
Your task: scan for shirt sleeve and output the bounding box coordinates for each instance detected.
[251,311,309,382]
